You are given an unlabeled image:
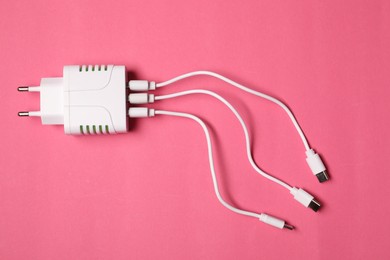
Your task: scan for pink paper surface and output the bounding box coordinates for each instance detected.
[1,0,389,259]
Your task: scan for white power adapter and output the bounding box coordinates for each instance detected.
[18,65,128,134]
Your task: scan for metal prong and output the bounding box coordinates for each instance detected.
[18,111,29,116]
[284,223,294,230]
[18,86,29,92]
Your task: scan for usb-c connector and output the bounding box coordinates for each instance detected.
[291,187,321,212]
[306,149,329,183]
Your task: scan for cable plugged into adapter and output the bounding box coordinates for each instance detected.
[129,72,330,184]
[18,65,128,134]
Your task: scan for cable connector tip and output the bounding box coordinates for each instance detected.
[306,149,329,183]
[283,223,294,230]
[308,199,321,212]
[316,170,329,183]
[291,187,321,212]
[259,213,294,230]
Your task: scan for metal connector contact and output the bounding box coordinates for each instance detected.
[316,170,329,183]
[308,199,321,212]
[283,223,294,230]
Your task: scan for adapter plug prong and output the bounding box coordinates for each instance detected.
[18,111,30,116]
[18,111,41,117]
[18,86,40,92]
[18,86,29,92]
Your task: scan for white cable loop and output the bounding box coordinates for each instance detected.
[155,109,262,219]
[156,71,310,151]
[155,90,292,191]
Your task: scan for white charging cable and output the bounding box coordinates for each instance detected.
[156,90,292,190]
[129,90,321,212]
[129,108,294,230]
[129,71,329,183]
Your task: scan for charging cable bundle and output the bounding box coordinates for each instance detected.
[18,65,329,230]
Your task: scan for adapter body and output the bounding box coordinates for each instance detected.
[24,65,128,134]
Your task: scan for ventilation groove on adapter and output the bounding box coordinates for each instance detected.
[79,65,108,72]
[79,125,110,134]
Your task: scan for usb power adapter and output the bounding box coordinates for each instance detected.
[18,65,128,134]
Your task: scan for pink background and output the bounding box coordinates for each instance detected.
[1,0,390,259]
